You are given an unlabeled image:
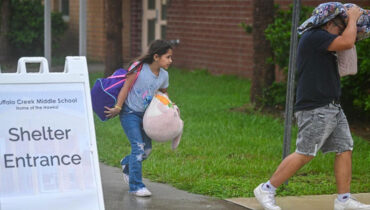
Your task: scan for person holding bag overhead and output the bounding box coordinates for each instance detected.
[104,40,173,197]
[253,6,370,210]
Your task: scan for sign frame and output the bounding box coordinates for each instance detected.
[0,57,105,210]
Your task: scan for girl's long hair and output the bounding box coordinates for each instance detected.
[128,39,173,73]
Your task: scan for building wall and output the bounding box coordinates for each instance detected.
[65,0,132,62]
[166,0,253,77]
[64,0,369,75]
[51,0,59,10]
[50,0,79,56]
[278,0,370,9]
[166,0,370,78]
[130,0,143,59]
[123,0,132,63]
[87,0,105,61]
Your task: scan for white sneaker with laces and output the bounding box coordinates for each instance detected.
[130,187,152,197]
[254,183,281,210]
[121,164,129,184]
[334,197,370,210]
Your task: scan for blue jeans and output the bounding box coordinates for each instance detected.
[119,104,152,192]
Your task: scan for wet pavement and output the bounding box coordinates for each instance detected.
[100,163,249,210]
[228,193,370,210]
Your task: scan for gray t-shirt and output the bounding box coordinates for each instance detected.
[125,63,169,112]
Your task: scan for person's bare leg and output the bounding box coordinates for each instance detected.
[335,150,352,194]
[270,152,314,188]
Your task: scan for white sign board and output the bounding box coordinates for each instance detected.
[0,57,104,210]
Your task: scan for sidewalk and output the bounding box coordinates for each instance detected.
[227,193,370,210]
[99,163,248,210]
[100,163,370,210]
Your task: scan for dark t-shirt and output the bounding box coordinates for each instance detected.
[294,28,341,111]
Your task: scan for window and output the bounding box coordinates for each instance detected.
[60,0,69,21]
[161,25,166,39]
[161,0,167,20]
[148,0,155,10]
[148,19,155,44]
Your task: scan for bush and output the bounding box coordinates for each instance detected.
[261,82,287,109]
[264,5,370,120]
[341,38,370,120]
[8,0,67,56]
[264,5,312,72]
[261,5,312,108]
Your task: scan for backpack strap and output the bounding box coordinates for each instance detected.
[107,74,126,79]
[104,62,143,91]
[104,79,126,91]
[129,62,143,91]
[128,61,141,72]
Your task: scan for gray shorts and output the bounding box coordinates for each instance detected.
[294,103,353,156]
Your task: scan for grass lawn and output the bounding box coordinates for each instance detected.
[90,68,370,198]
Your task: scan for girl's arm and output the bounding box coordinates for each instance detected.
[104,72,137,118]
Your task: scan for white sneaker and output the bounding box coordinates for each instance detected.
[121,164,129,184]
[130,187,152,197]
[254,183,281,210]
[334,197,370,210]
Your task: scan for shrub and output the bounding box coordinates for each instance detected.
[261,5,312,108]
[261,82,287,109]
[8,0,67,56]
[264,5,312,72]
[341,38,370,120]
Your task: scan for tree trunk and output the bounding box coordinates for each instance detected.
[0,0,11,61]
[104,0,123,77]
[251,0,275,107]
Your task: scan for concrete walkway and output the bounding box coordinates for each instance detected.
[100,163,248,210]
[100,163,370,210]
[227,193,370,210]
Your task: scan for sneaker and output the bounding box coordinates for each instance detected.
[254,183,281,210]
[121,164,129,184]
[334,197,370,210]
[130,187,152,197]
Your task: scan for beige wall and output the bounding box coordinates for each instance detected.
[55,0,131,62]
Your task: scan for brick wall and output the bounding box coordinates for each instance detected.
[277,0,370,9]
[166,0,254,78]
[123,0,131,63]
[64,0,369,75]
[130,0,143,59]
[166,0,370,78]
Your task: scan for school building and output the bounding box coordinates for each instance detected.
[52,0,370,78]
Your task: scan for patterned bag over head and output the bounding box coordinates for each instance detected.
[143,91,183,150]
[298,2,369,41]
[91,62,142,121]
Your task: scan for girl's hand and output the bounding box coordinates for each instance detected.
[104,106,121,118]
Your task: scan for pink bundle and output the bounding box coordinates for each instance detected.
[143,92,183,150]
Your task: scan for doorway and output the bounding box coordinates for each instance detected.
[141,0,168,53]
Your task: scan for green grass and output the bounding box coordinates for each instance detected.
[90,68,370,198]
